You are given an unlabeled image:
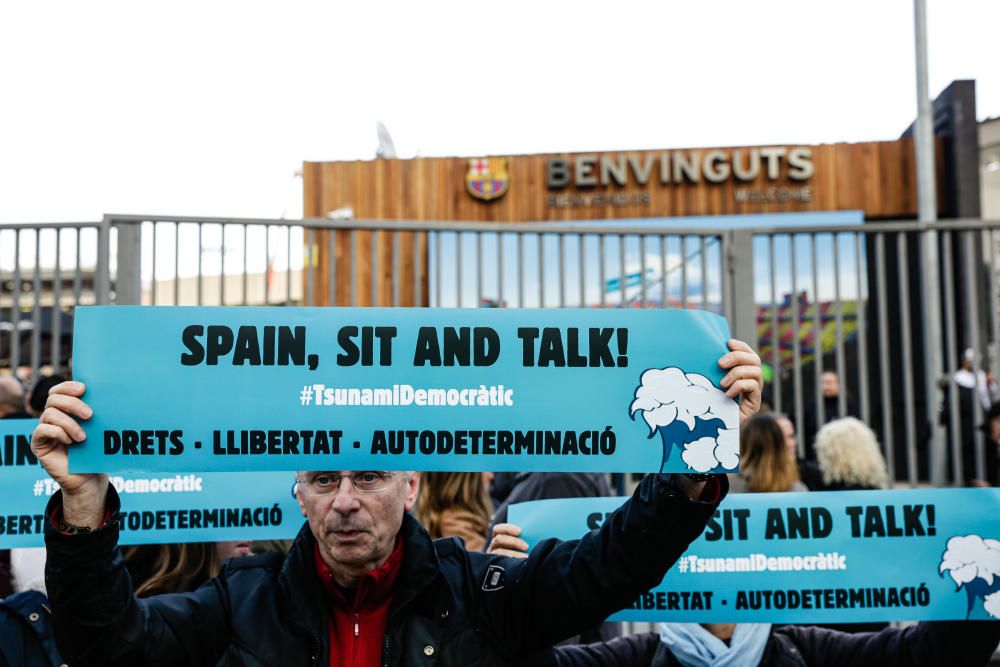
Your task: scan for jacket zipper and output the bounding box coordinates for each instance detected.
[310,630,322,666]
[290,607,322,666]
[354,612,360,638]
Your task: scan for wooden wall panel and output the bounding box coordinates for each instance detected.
[305,140,924,306]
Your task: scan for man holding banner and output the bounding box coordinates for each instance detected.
[30,328,763,666]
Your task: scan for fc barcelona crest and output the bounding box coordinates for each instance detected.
[466,157,510,202]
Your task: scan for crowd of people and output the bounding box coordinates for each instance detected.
[1,347,999,665]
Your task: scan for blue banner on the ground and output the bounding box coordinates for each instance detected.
[1,420,303,548]
[509,488,1000,623]
[69,306,739,474]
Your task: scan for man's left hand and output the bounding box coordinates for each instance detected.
[486,523,529,559]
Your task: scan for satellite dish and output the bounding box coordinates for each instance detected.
[376,121,398,159]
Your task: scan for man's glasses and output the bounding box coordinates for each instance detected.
[295,471,397,495]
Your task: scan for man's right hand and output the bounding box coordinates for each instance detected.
[31,381,108,529]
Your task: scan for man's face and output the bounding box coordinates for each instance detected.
[820,372,840,398]
[775,416,797,459]
[296,471,419,575]
[990,417,1000,445]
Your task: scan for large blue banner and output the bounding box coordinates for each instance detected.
[1,420,303,548]
[509,489,1000,623]
[69,306,739,474]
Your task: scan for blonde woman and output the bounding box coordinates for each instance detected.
[814,417,889,490]
[416,472,494,552]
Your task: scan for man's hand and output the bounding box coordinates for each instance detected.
[486,523,529,559]
[719,339,762,427]
[31,381,108,529]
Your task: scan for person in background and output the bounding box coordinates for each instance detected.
[26,376,66,418]
[773,414,823,491]
[948,389,1000,489]
[813,417,889,492]
[803,371,858,458]
[489,471,520,509]
[0,377,30,420]
[416,472,494,552]
[940,371,975,487]
[810,417,891,633]
[955,348,996,412]
[941,352,997,487]
[728,414,806,493]
[124,540,253,597]
[979,401,1000,487]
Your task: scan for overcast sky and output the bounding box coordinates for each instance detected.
[1,0,998,224]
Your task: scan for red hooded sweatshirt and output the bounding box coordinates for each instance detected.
[313,538,404,667]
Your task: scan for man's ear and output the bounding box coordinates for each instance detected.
[294,484,307,517]
[403,471,420,512]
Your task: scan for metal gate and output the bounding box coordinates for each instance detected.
[2,213,998,487]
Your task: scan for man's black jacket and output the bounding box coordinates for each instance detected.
[44,473,724,666]
[547,624,1000,667]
